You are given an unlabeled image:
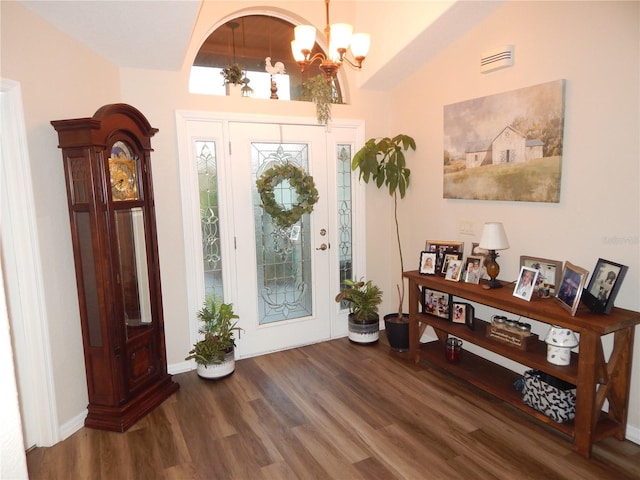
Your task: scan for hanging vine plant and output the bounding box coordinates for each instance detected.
[302,74,340,125]
[256,163,319,229]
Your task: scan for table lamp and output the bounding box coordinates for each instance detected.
[479,222,509,289]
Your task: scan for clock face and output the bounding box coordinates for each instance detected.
[109,141,138,201]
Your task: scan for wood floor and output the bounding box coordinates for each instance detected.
[27,336,640,479]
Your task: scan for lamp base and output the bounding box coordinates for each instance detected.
[483,277,503,289]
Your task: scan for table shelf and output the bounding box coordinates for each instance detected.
[404,270,640,458]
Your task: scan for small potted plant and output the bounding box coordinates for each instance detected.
[335,278,383,344]
[185,294,242,379]
[221,63,245,96]
[351,134,416,351]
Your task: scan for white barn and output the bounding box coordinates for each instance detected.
[465,126,544,168]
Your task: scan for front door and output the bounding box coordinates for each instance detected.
[176,113,365,360]
[230,123,333,357]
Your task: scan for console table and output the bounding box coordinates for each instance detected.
[404,270,640,458]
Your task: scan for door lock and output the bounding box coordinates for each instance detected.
[319,228,327,236]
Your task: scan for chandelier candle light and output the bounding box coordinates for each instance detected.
[291,0,370,79]
[479,222,510,289]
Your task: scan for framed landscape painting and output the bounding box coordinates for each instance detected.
[443,79,566,202]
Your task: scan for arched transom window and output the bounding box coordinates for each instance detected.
[190,15,342,102]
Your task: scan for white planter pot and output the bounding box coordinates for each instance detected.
[225,83,243,97]
[196,350,235,379]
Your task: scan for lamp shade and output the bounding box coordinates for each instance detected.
[350,33,370,59]
[294,25,317,52]
[479,222,510,251]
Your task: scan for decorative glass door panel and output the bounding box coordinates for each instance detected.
[196,140,224,299]
[251,143,313,324]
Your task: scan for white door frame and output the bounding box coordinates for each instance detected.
[0,79,58,447]
[175,111,366,364]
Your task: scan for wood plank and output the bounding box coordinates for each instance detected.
[26,337,640,479]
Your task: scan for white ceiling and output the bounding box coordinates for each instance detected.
[18,0,203,71]
[17,1,501,88]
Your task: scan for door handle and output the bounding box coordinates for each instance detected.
[316,243,329,251]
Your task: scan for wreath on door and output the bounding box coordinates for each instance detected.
[256,163,319,229]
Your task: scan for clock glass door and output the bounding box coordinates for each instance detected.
[109,141,139,201]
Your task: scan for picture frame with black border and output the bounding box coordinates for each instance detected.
[422,287,451,320]
[464,255,483,284]
[582,258,628,314]
[419,251,437,275]
[425,240,464,276]
[555,261,589,316]
[451,302,474,330]
[513,266,539,301]
[520,255,562,296]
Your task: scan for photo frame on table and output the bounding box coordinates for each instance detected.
[422,287,451,320]
[451,302,475,330]
[471,243,489,279]
[520,256,562,296]
[464,256,483,284]
[513,266,540,301]
[419,251,437,275]
[582,258,628,314]
[445,258,463,282]
[425,240,464,276]
[555,261,589,316]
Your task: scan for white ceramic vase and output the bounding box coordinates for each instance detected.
[544,325,578,366]
[196,350,235,379]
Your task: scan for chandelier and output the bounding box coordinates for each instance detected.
[291,0,370,79]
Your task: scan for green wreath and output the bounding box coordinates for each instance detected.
[256,163,319,229]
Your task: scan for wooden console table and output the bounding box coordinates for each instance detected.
[404,270,640,458]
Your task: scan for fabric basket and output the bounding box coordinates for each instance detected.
[522,369,576,423]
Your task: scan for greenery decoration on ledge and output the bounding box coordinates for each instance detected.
[302,74,340,125]
[221,63,244,85]
[256,163,319,229]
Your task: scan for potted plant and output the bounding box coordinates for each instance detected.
[302,74,340,125]
[221,63,245,96]
[185,294,242,379]
[335,278,383,344]
[351,134,417,351]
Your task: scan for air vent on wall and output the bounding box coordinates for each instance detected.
[480,45,514,73]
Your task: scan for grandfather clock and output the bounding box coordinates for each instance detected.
[52,104,178,431]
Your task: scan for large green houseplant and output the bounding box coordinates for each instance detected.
[185,294,241,378]
[351,134,416,349]
[335,278,383,344]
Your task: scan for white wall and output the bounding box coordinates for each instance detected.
[1,1,122,430]
[382,0,640,438]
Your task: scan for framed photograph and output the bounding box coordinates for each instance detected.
[422,287,451,320]
[419,251,437,275]
[520,256,562,296]
[555,262,589,316]
[425,240,464,276]
[451,302,475,330]
[445,258,463,282]
[513,266,540,301]
[582,258,628,314]
[471,243,489,279]
[441,252,463,275]
[464,256,483,284]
